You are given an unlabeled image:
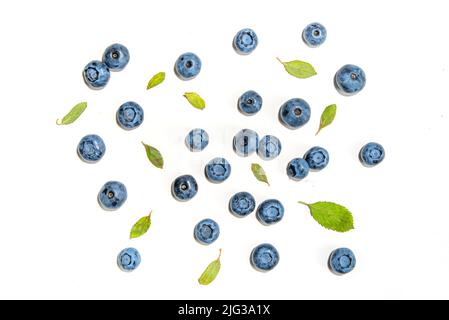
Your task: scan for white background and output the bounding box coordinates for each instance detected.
[0,0,448,300]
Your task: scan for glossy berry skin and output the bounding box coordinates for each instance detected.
[233,28,258,55]
[328,248,356,275]
[171,175,198,202]
[279,98,311,130]
[204,157,231,183]
[194,218,220,245]
[238,90,262,115]
[286,158,310,181]
[304,146,329,171]
[258,135,282,160]
[185,128,209,152]
[229,192,256,217]
[256,199,284,225]
[233,129,259,157]
[103,43,130,71]
[116,101,144,130]
[359,142,385,167]
[250,243,279,272]
[98,181,127,211]
[117,248,141,272]
[83,60,110,89]
[77,134,106,163]
[174,52,202,80]
[335,64,366,96]
[302,22,327,47]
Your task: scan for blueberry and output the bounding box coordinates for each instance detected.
[116,101,144,130]
[304,146,329,171]
[185,128,209,152]
[174,52,201,80]
[117,247,141,272]
[256,199,284,225]
[279,98,311,130]
[98,181,127,211]
[233,129,259,157]
[250,243,279,272]
[171,175,198,202]
[286,158,310,181]
[238,90,262,115]
[229,192,256,218]
[205,157,231,183]
[335,64,366,96]
[233,28,258,55]
[302,22,327,47]
[359,142,385,167]
[83,60,110,89]
[194,219,220,245]
[328,248,356,275]
[77,134,106,163]
[103,43,130,71]
[258,135,282,160]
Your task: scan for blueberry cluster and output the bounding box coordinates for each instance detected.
[74,23,386,276]
[229,193,284,226]
[83,43,130,89]
[228,193,284,271]
[287,146,330,181]
[171,156,232,203]
[232,128,282,161]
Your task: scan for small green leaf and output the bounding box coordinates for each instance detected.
[277,57,317,79]
[299,201,354,233]
[316,104,337,135]
[184,92,205,110]
[147,72,165,90]
[251,163,270,186]
[141,142,164,169]
[198,249,222,286]
[56,102,87,125]
[130,211,152,239]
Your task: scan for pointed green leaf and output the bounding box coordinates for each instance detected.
[56,102,87,125]
[130,211,152,239]
[277,57,317,79]
[299,201,354,232]
[198,249,222,285]
[251,163,270,186]
[183,92,205,110]
[141,142,164,169]
[147,72,165,90]
[316,104,337,135]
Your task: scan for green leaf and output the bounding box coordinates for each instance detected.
[56,102,87,125]
[183,92,205,110]
[147,72,165,90]
[141,142,164,169]
[251,163,270,186]
[198,249,222,286]
[130,211,152,239]
[277,57,317,79]
[298,201,354,233]
[316,104,337,135]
